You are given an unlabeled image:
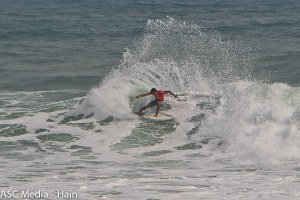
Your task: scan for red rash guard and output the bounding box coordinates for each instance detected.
[156,90,166,101]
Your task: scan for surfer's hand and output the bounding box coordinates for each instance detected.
[174,95,178,98]
[135,96,139,99]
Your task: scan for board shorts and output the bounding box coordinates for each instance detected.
[148,100,163,107]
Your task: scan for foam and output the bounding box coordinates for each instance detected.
[194,81,300,163]
[70,18,300,163]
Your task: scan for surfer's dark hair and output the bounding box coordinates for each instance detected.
[151,88,157,93]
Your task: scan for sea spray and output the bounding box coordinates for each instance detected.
[77,18,255,118]
[72,18,300,163]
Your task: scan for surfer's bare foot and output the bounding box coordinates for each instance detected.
[154,114,158,117]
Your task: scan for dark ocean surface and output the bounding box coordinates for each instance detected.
[0,0,299,91]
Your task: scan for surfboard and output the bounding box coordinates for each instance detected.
[142,113,174,121]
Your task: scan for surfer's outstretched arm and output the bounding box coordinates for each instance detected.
[135,92,151,99]
[165,91,178,98]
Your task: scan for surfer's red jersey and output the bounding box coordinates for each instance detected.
[156,90,166,101]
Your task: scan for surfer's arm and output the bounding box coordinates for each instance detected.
[136,92,151,99]
[165,91,178,98]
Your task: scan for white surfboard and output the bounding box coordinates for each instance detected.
[142,113,174,121]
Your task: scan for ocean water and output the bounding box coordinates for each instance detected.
[1,0,300,199]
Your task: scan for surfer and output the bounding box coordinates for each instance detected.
[134,88,177,117]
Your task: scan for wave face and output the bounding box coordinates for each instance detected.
[73,18,300,163]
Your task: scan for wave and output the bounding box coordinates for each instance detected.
[74,18,300,163]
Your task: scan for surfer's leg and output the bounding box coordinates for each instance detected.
[154,101,162,117]
[135,100,157,115]
[135,100,156,115]
[135,104,150,115]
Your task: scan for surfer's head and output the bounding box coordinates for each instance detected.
[151,88,157,93]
